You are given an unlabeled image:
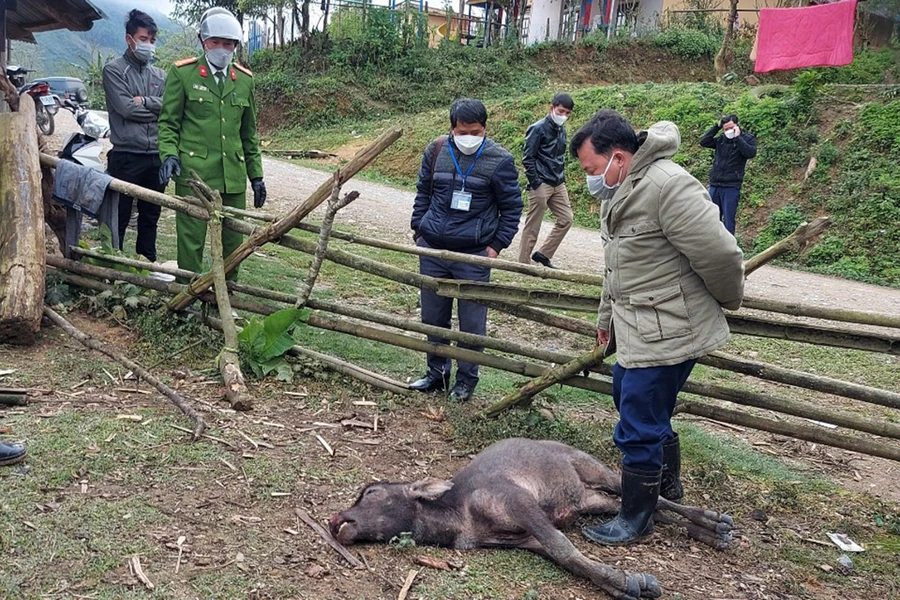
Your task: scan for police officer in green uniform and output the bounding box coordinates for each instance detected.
[158,7,265,281]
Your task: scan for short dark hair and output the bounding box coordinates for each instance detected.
[450,98,488,128]
[126,9,158,36]
[552,93,574,110]
[721,114,739,125]
[570,109,639,158]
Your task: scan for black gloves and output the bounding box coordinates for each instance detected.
[159,156,181,187]
[251,178,267,209]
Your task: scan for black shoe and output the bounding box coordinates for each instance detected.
[409,372,449,392]
[448,381,473,403]
[661,434,684,502]
[531,251,557,269]
[582,466,661,546]
[0,442,26,466]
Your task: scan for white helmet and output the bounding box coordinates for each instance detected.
[199,7,242,42]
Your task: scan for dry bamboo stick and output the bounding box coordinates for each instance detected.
[678,401,900,462]
[51,268,412,397]
[187,172,250,411]
[703,351,900,410]
[50,265,900,460]
[741,297,900,330]
[42,306,206,438]
[167,127,402,311]
[743,217,831,276]
[54,254,900,414]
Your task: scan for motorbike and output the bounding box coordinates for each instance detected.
[6,66,59,136]
[58,97,109,171]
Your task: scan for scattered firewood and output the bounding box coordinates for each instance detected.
[294,508,363,568]
[262,148,337,159]
[315,434,334,456]
[397,569,419,600]
[128,555,154,590]
[43,307,206,439]
[341,419,375,430]
[414,555,451,571]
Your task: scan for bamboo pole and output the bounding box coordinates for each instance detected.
[61,251,900,415]
[703,351,900,410]
[727,314,899,355]
[39,153,210,221]
[740,297,900,330]
[167,127,402,311]
[50,267,413,397]
[42,306,206,439]
[50,263,900,458]
[743,217,831,277]
[187,172,249,411]
[678,401,900,463]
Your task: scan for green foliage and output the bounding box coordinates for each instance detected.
[752,205,807,255]
[652,27,721,60]
[237,307,311,380]
[856,101,900,152]
[388,531,417,550]
[77,225,151,277]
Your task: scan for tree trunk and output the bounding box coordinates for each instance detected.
[0,97,45,344]
[714,0,739,81]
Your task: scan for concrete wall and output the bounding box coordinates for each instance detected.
[528,0,565,44]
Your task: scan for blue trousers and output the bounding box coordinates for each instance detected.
[418,240,491,388]
[709,186,741,235]
[612,360,697,471]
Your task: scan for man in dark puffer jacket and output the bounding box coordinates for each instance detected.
[699,114,757,235]
[409,98,523,402]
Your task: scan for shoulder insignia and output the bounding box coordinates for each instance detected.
[233,63,253,77]
[173,57,198,68]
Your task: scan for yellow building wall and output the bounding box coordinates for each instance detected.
[658,0,781,26]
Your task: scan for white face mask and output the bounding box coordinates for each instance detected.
[454,135,485,156]
[586,154,622,200]
[724,129,736,139]
[550,112,568,127]
[206,47,234,69]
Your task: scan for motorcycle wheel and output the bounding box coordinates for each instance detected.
[36,101,55,136]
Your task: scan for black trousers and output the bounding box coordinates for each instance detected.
[107,150,165,262]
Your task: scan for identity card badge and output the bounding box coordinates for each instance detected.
[451,190,472,212]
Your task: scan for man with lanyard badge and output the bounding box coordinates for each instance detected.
[409,99,523,402]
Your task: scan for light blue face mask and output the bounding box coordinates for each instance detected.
[586,154,621,200]
[206,48,234,69]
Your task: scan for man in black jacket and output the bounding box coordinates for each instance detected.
[518,93,574,268]
[409,99,523,402]
[699,114,757,235]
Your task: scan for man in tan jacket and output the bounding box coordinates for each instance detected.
[571,110,744,547]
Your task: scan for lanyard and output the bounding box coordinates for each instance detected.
[449,140,485,190]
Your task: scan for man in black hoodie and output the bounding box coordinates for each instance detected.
[699,114,757,235]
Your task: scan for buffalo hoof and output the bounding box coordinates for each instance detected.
[622,572,661,599]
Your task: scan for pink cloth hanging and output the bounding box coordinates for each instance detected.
[754,0,857,73]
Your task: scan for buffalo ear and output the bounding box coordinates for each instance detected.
[407,478,453,501]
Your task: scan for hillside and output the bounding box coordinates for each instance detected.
[9,0,177,77]
[252,35,900,288]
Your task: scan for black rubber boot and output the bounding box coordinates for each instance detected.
[582,466,661,546]
[660,434,684,502]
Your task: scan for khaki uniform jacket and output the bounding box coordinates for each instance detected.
[157,56,263,195]
[598,121,744,369]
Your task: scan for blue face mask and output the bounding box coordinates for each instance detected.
[586,154,622,200]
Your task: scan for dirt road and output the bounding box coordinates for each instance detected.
[48,109,900,316]
[261,155,900,316]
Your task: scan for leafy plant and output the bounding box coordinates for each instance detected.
[388,531,417,550]
[237,307,310,381]
[78,224,150,277]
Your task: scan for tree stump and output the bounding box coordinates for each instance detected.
[0,97,46,344]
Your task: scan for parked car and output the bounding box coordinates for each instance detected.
[44,77,89,106]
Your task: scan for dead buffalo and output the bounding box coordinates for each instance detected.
[330,438,733,600]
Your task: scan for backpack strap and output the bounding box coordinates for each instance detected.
[429,135,448,198]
